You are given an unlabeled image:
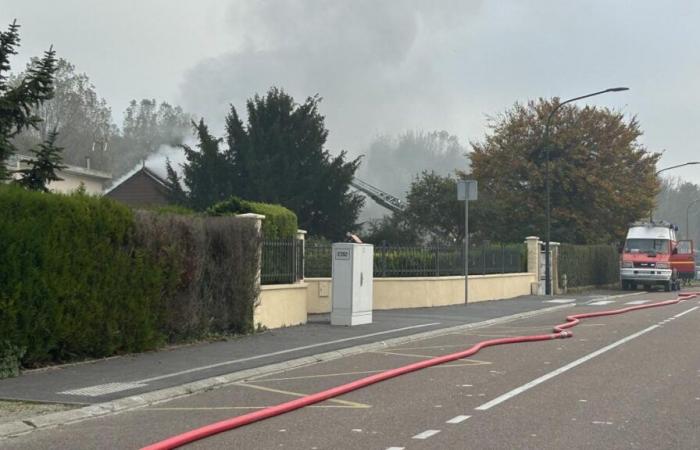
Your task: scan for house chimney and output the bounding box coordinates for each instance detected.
[85,156,91,170]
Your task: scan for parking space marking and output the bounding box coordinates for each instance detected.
[587,300,616,306]
[57,323,441,397]
[253,370,385,383]
[412,429,441,439]
[234,382,371,409]
[446,415,471,424]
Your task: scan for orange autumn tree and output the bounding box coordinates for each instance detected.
[469,99,660,244]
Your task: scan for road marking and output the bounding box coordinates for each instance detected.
[476,324,659,410]
[412,430,441,439]
[476,305,699,411]
[446,415,471,424]
[544,299,576,303]
[624,300,649,305]
[235,382,371,409]
[587,300,615,306]
[386,447,405,450]
[58,322,440,396]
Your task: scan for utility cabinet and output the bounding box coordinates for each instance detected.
[331,243,373,326]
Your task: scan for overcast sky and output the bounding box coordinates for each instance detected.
[3,0,699,184]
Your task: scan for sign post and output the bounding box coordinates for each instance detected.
[457,180,478,304]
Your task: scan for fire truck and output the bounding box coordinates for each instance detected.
[620,221,695,291]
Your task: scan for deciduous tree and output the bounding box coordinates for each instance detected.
[470,99,660,244]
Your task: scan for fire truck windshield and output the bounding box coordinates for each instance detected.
[624,238,669,253]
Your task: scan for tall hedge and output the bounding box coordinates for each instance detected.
[208,196,297,238]
[0,186,261,370]
[558,243,620,288]
[0,186,163,366]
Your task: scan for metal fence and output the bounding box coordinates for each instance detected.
[558,243,619,288]
[261,239,304,285]
[304,242,526,278]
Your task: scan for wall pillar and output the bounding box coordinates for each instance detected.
[525,236,540,295]
[238,213,266,306]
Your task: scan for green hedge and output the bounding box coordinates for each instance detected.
[208,196,297,239]
[558,243,620,288]
[0,186,164,366]
[0,186,260,371]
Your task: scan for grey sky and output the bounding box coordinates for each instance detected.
[3,0,699,184]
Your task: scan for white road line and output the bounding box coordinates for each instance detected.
[476,305,699,411]
[60,322,440,395]
[386,447,405,450]
[672,306,698,318]
[544,299,576,304]
[412,430,441,439]
[624,300,649,305]
[588,300,615,306]
[446,415,471,424]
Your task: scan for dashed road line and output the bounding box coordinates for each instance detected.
[475,305,698,411]
[446,415,471,424]
[412,429,441,439]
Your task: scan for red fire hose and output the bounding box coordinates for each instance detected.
[141,292,698,450]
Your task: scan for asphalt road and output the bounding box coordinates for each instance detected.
[3,290,698,450]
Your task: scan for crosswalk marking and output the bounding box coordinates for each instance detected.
[588,300,615,306]
[624,300,649,305]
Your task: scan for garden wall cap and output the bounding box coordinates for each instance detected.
[237,213,266,220]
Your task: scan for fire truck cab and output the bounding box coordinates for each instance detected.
[620,221,694,292]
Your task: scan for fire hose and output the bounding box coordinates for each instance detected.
[142,292,698,450]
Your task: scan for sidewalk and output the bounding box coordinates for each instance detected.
[0,291,621,408]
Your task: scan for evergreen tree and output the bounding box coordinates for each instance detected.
[167,119,233,210]
[14,129,66,192]
[0,20,57,180]
[226,87,364,239]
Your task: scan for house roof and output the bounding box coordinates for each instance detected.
[104,165,171,196]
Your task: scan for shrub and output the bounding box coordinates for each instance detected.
[0,186,164,366]
[558,244,620,288]
[0,186,261,370]
[208,196,297,238]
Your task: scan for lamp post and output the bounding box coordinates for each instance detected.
[686,198,700,240]
[543,87,629,295]
[650,162,700,222]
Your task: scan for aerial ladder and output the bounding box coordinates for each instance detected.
[350,177,405,214]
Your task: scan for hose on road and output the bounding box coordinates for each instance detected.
[141,292,698,450]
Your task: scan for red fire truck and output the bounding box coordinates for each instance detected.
[620,221,694,291]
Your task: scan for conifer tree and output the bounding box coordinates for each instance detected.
[0,20,57,180]
[14,129,65,192]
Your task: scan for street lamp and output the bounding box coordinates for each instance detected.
[650,161,700,222]
[543,87,629,295]
[686,198,700,240]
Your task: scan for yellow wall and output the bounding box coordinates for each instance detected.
[306,273,536,313]
[255,283,308,329]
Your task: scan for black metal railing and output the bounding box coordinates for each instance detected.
[261,239,304,285]
[303,242,526,278]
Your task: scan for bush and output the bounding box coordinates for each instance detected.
[558,244,620,288]
[134,212,260,339]
[0,186,164,366]
[0,186,261,370]
[208,196,297,238]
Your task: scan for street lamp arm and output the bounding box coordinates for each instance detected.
[656,161,700,175]
[544,88,629,139]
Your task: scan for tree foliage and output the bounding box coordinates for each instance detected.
[113,99,192,176]
[654,178,700,244]
[14,129,66,192]
[0,20,57,180]
[470,99,660,244]
[226,88,363,239]
[10,58,115,171]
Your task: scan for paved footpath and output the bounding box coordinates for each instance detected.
[0,292,622,406]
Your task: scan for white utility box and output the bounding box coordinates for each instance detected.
[330,243,373,326]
